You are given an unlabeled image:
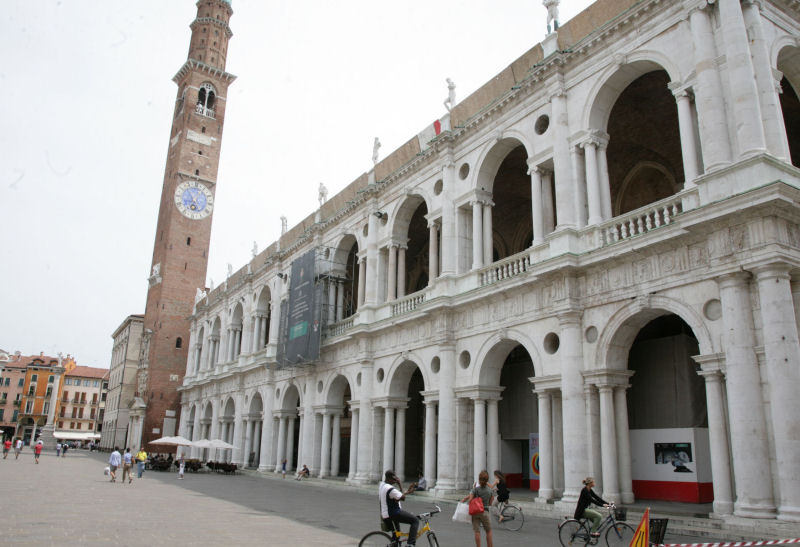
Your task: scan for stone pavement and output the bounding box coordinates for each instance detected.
[0,450,737,546]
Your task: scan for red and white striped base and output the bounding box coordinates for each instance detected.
[655,539,800,546]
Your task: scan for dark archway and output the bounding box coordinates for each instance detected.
[498,345,537,490]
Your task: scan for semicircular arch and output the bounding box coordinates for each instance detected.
[474,136,531,194]
[472,328,542,385]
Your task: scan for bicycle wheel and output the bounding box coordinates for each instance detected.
[358,531,395,547]
[500,505,524,531]
[426,531,439,547]
[605,522,635,547]
[558,519,587,546]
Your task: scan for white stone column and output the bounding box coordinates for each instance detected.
[560,310,587,502]
[274,415,287,472]
[319,411,332,478]
[335,282,344,322]
[674,90,700,186]
[582,141,603,226]
[571,145,587,228]
[331,412,342,477]
[268,298,281,346]
[285,416,296,472]
[395,407,406,481]
[472,201,483,270]
[423,401,437,489]
[486,398,500,475]
[387,245,398,301]
[260,313,269,349]
[252,419,262,467]
[537,390,554,501]
[541,170,555,234]
[482,201,493,266]
[355,363,374,484]
[597,142,612,221]
[232,401,244,465]
[742,1,790,161]
[357,257,366,308]
[383,406,395,472]
[473,398,486,479]
[614,386,634,504]
[397,247,407,298]
[371,406,384,482]
[312,412,323,475]
[598,385,619,502]
[717,272,776,517]
[348,407,359,480]
[696,367,734,516]
[296,412,305,470]
[551,91,575,230]
[428,222,438,284]
[243,418,253,467]
[436,345,458,493]
[718,0,767,158]
[689,5,732,171]
[365,212,378,306]
[753,264,800,521]
[529,163,545,244]
[584,385,602,492]
[439,159,457,276]
[327,280,337,324]
[552,393,564,497]
[250,317,259,353]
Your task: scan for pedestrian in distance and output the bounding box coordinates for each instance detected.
[122,448,134,484]
[34,440,43,464]
[281,458,287,479]
[108,447,122,483]
[462,470,494,547]
[136,447,147,478]
[55,442,61,458]
[62,443,68,457]
[14,438,23,459]
[2,438,11,459]
[177,453,185,480]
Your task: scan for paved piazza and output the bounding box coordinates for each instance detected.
[0,450,733,546]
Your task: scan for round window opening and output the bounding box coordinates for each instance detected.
[535,114,550,135]
[431,356,441,374]
[356,372,362,386]
[585,326,598,344]
[317,380,323,393]
[362,224,368,237]
[434,179,443,196]
[704,299,722,321]
[459,350,471,369]
[275,388,281,399]
[544,332,560,354]
[377,368,385,382]
[459,163,470,180]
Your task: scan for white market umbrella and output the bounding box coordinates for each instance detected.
[150,435,193,447]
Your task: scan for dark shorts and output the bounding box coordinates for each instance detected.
[109,465,118,472]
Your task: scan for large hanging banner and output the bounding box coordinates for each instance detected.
[278,248,321,367]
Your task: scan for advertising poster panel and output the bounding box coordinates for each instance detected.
[278,248,321,367]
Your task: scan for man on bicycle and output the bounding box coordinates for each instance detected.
[379,470,418,544]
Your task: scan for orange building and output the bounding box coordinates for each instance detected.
[16,353,76,444]
[55,366,109,445]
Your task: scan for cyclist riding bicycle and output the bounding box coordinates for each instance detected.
[575,476,609,537]
[379,470,418,545]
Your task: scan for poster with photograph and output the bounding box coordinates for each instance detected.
[654,442,693,472]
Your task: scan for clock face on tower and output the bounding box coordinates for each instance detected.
[174,180,214,219]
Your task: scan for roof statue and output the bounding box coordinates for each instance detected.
[543,0,559,33]
[227,263,233,278]
[318,182,328,207]
[372,137,381,165]
[444,78,456,112]
[280,215,288,235]
[252,241,258,258]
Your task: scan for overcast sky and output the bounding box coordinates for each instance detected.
[0,0,593,368]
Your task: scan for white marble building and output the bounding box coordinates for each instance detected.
[178,0,800,522]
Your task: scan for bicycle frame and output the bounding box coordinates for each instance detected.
[391,519,432,541]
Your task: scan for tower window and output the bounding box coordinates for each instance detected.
[201,127,206,134]
[176,338,183,349]
[187,237,191,245]
[198,150,202,156]
[196,83,216,118]
[195,169,199,175]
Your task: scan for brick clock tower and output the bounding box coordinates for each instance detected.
[135,0,235,448]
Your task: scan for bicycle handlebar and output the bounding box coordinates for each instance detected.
[417,505,442,519]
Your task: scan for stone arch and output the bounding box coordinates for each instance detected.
[248,391,263,414]
[279,383,302,411]
[473,329,543,385]
[585,54,681,131]
[255,285,271,313]
[614,160,679,216]
[776,42,800,168]
[324,372,354,406]
[595,295,714,371]
[386,354,428,398]
[328,233,360,319]
[222,396,236,417]
[391,195,431,295]
[474,136,531,194]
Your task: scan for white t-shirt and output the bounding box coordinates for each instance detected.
[379,481,403,518]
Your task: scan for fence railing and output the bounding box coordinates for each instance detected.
[479,250,532,287]
[391,292,426,316]
[598,194,685,246]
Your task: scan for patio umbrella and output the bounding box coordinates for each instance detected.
[149,435,194,447]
